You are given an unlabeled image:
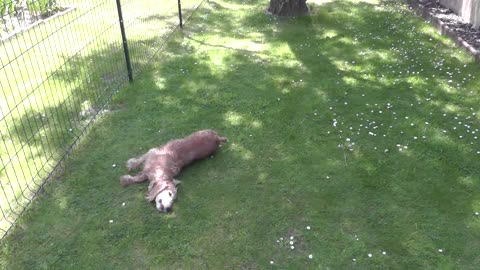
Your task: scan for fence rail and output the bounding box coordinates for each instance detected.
[0,0,202,239]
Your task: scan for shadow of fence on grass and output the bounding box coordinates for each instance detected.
[0,0,204,239]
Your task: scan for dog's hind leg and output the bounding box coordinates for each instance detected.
[120,172,148,186]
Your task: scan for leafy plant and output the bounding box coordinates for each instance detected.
[27,0,60,19]
[0,0,15,17]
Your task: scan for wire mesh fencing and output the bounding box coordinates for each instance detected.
[0,0,203,239]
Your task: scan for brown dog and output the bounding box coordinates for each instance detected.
[120,130,227,212]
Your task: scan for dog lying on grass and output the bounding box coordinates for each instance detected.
[120,130,227,212]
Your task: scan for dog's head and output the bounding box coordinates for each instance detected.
[155,187,176,212]
[146,179,181,213]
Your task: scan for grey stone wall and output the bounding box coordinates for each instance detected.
[440,0,480,29]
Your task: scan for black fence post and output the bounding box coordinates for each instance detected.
[115,0,134,82]
[178,0,183,28]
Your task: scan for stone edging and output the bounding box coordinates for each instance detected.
[406,0,480,63]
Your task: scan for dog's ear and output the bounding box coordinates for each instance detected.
[173,179,182,187]
[145,182,164,202]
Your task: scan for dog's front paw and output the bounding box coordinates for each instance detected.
[126,160,135,171]
[120,175,132,186]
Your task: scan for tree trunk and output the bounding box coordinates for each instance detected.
[268,0,309,16]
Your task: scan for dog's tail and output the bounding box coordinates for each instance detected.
[126,153,147,171]
[217,136,228,144]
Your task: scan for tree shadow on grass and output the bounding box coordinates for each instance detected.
[247,1,480,268]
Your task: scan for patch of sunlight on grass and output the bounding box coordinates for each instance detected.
[229,143,253,160]
[224,111,263,129]
[439,83,458,94]
[224,111,244,126]
[269,43,295,59]
[317,29,338,39]
[444,104,462,113]
[376,51,392,61]
[430,128,451,142]
[371,50,395,63]
[407,75,428,86]
[359,73,377,82]
[314,88,328,100]
[417,23,447,39]
[343,77,359,86]
[331,59,350,71]
[57,196,68,210]
[208,54,228,73]
[339,36,356,45]
[428,129,471,155]
[458,176,476,188]
[251,120,262,128]
[349,64,376,77]
[416,23,473,62]
[256,172,269,185]
[154,77,167,89]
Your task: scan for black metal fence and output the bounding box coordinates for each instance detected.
[0,0,202,239]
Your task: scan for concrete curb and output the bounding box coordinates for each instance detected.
[406,0,480,63]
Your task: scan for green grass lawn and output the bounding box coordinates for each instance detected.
[2,0,480,268]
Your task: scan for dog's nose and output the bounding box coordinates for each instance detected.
[165,207,172,213]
